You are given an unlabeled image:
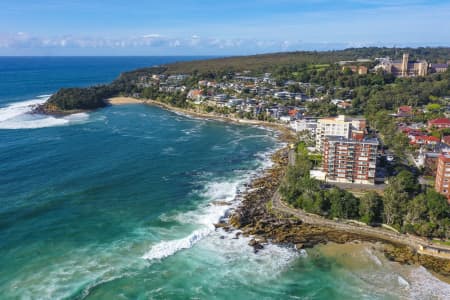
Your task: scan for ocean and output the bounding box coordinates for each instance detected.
[0,57,449,300]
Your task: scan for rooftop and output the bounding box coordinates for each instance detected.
[326,136,379,145]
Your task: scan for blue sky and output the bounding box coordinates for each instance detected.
[0,0,449,55]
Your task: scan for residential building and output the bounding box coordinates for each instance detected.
[409,135,440,146]
[315,115,366,151]
[397,105,413,117]
[428,118,450,129]
[337,101,352,110]
[290,118,318,134]
[323,137,379,185]
[435,153,450,203]
[280,115,292,123]
[187,89,203,100]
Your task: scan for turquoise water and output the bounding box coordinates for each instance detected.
[0,58,449,299]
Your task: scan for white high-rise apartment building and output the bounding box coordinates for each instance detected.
[315,115,366,152]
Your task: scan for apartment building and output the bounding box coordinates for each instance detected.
[323,136,379,185]
[315,115,366,151]
[290,117,318,135]
[435,153,450,203]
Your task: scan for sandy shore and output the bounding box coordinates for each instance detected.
[106,96,450,280]
[107,97,146,105]
[107,97,296,143]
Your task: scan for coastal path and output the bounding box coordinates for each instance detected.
[271,150,450,259]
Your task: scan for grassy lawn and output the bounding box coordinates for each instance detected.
[432,239,450,246]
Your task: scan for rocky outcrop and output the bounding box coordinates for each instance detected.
[384,245,450,277]
[228,147,450,279]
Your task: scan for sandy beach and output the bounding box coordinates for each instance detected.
[107,96,296,143]
[107,97,146,105]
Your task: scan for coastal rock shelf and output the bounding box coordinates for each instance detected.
[228,147,450,278]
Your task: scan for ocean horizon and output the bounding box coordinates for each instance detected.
[1,57,449,299]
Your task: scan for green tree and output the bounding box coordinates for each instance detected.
[359,191,383,224]
[383,176,410,227]
[327,188,359,219]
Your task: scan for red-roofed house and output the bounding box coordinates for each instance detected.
[187,89,204,100]
[397,106,413,117]
[410,135,440,145]
[428,118,450,129]
[288,109,300,118]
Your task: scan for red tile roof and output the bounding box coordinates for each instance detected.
[398,106,413,113]
[429,118,450,125]
[288,109,299,116]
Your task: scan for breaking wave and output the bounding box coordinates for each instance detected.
[0,97,89,129]
[142,145,279,262]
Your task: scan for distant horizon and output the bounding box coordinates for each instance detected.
[0,45,449,58]
[1,1,449,56]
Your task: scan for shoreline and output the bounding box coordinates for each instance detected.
[106,97,296,143]
[83,96,450,279]
[227,147,450,279]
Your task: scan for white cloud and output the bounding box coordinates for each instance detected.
[142,34,162,39]
[0,31,447,56]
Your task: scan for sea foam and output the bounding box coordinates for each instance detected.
[0,97,89,129]
[142,145,280,262]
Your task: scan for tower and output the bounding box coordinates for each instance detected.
[401,53,409,77]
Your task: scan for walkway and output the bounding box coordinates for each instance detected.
[271,149,450,259]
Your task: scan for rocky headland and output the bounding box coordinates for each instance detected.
[219,147,450,278]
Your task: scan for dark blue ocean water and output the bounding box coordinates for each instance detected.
[0,57,447,299]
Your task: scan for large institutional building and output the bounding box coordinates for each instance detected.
[323,137,379,185]
[378,53,428,77]
[376,53,448,77]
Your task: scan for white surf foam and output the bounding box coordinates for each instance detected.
[37,94,53,98]
[0,97,90,129]
[143,179,242,261]
[143,142,283,262]
[142,228,211,260]
[406,266,450,299]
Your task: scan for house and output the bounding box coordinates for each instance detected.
[410,135,440,145]
[187,89,203,100]
[428,118,450,129]
[213,94,228,102]
[288,109,302,119]
[331,99,344,105]
[274,91,294,100]
[397,106,413,117]
[280,115,292,123]
[416,148,440,175]
[337,102,352,110]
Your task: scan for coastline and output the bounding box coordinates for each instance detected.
[106,96,450,279]
[106,97,296,143]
